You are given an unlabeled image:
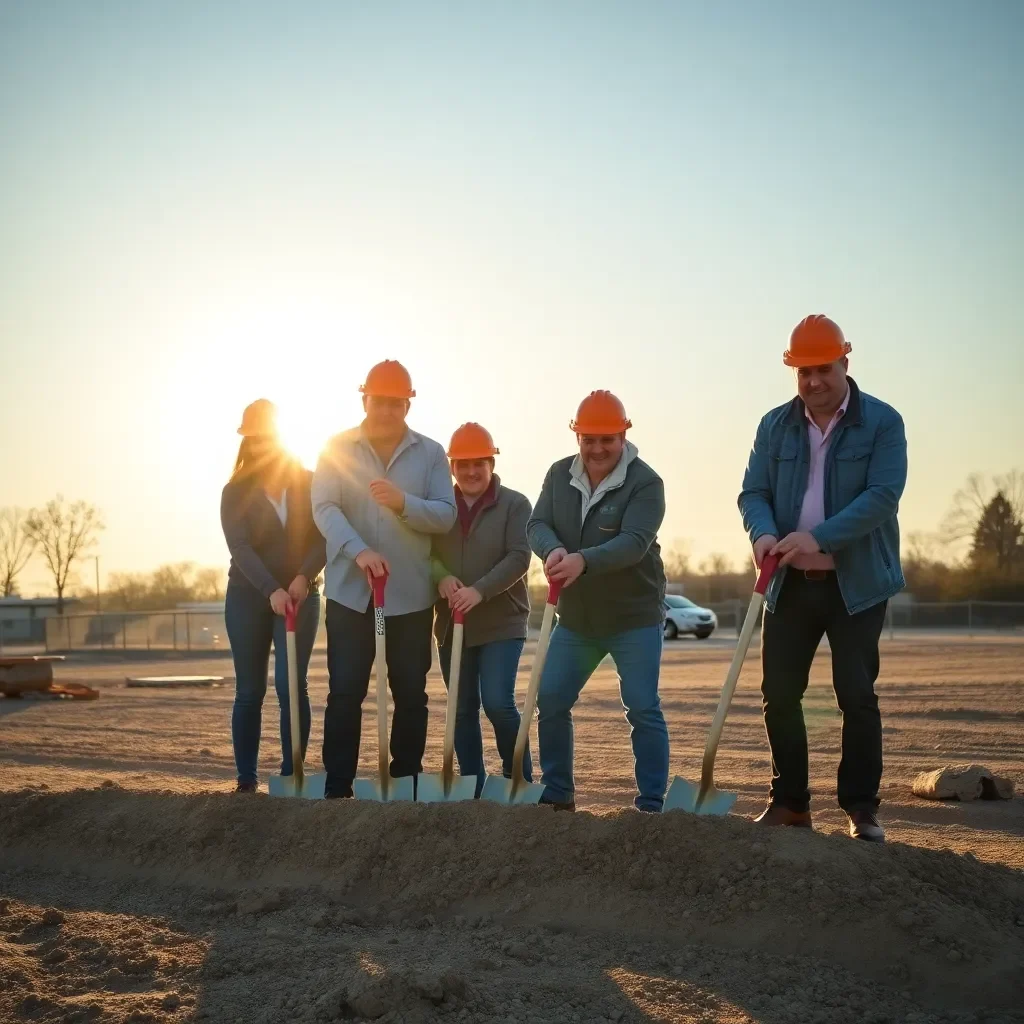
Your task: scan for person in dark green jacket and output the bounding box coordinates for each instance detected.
[431,423,533,797]
[527,390,669,812]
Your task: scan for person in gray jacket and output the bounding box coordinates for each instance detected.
[311,360,457,799]
[528,390,669,812]
[431,422,533,797]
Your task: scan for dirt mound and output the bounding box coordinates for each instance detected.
[2,787,1023,1024]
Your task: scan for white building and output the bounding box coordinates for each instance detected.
[0,597,82,644]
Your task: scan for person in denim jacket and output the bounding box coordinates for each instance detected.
[738,315,907,842]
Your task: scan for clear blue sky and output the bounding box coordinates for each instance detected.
[1,1,1021,594]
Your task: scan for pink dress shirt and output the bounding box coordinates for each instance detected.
[792,387,851,570]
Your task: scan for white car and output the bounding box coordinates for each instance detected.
[663,594,717,640]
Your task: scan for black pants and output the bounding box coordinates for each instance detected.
[761,572,887,814]
[322,599,433,796]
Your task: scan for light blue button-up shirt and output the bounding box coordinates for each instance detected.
[312,425,457,616]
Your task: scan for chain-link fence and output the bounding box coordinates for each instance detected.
[38,599,1024,653]
[703,599,1024,637]
[42,610,231,653]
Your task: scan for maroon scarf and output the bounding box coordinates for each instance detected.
[455,476,498,537]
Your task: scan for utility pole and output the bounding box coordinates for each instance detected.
[95,556,101,614]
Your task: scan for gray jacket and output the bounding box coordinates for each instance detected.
[431,479,532,649]
[312,426,457,616]
[528,445,666,638]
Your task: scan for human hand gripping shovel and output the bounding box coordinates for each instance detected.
[269,600,326,799]
[353,570,414,802]
[664,554,779,815]
[480,578,563,804]
[416,607,478,803]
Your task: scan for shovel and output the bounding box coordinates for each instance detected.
[269,600,325,799]
[353,570,414,802]
[664,554,779,815]
[480,579,562,805]
[416,608,478,803]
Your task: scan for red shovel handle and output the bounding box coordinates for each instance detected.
[285,602,298,633]
[546,579,563,606]
[453,607,465,625]
[754,554,780,595]
[369,569,389,609]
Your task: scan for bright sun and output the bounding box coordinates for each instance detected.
[276,403,337,470]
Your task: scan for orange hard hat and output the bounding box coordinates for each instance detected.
[237,398,278,437]
[359,359,416,399]
[447,422,500,460]
[783,315,852,367]
[569,390,632,434]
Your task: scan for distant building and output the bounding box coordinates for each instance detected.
[0,597,83,643]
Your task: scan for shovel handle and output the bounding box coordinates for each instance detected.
[285,601,298,633]
[546,579,563,606]
[754,554,780,595]
[696,555,780,805]
[369,569,389,608]
[452,608,465,625]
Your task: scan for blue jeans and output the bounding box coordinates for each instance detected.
[437,636,532,798]
[225,582,320,785]
[537,623,669,812]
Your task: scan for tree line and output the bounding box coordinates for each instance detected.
[3,469,1021,614]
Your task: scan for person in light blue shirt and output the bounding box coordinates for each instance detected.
[312,360,456,799]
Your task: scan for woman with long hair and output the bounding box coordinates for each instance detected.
[220,399,326,792]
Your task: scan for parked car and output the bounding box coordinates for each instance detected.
[663,594,717,640]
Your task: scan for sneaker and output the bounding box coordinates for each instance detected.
[848,810,885,843]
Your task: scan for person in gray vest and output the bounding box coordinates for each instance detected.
[431,422,533,797]
[527,390,668,812]
[312,360,456,799]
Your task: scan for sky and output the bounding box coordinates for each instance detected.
[1,1,1022,596]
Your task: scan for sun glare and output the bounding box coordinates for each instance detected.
[277,403,337,470]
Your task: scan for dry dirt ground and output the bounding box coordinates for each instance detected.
[1,634,1022,1024]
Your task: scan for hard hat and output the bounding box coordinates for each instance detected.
[783,315,852,367]
[569,391,632,434]
[447,422,500,460]
[359,360,416,399]
[237,398,278,437]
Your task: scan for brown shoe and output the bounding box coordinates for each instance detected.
[234,781,258,794]
[539,796,576,812]
[754,804,812,828]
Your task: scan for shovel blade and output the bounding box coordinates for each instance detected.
[663,776,699,813]
[352,775,414,802]
[268,771,326,800]
[663,776,736,816]
[479,775,545,805]
[416,773,478,803]
[693,785,736,816]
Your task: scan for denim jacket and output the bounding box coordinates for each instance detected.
[738,378,907,615]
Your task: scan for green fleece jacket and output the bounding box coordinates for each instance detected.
[431,479,532,649]
[527,444,666,637]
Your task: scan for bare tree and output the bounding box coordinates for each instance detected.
[942,470,1024,551]
[194,567,226,602]
[0,507,36,597]
[23,497,104,614]
[904,531,949,566]
[699,552,734,576]
[662,540,692,582]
